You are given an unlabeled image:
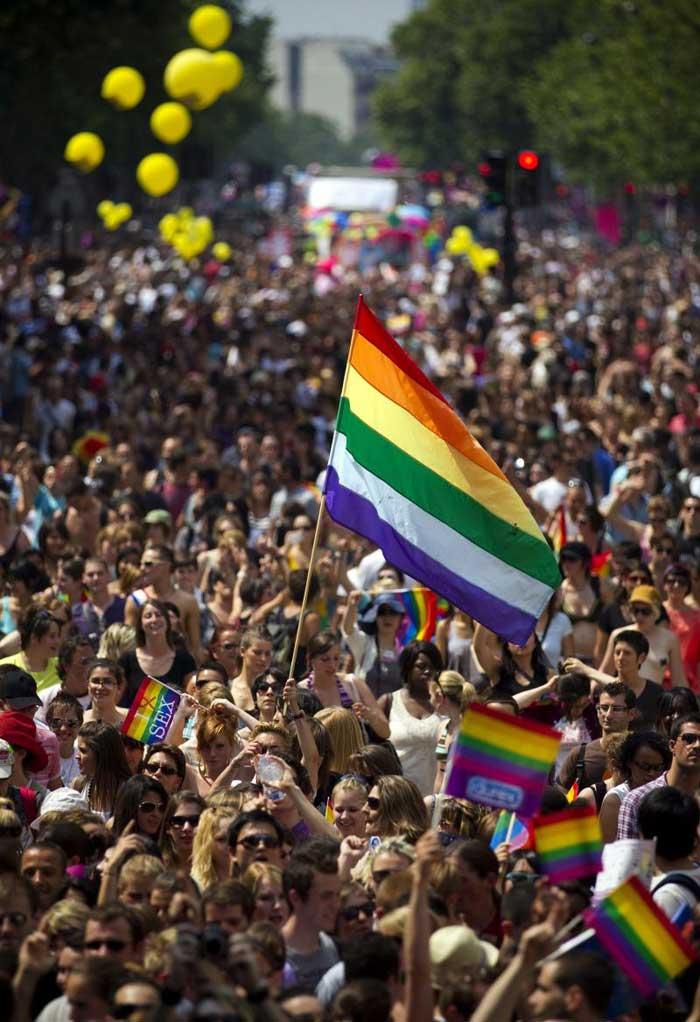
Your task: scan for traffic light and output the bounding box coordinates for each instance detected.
[478,151,507,207]
[514,149,541,207]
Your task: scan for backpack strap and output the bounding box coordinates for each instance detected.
[653,872,700,901]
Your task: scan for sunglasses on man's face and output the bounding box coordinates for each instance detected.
[630,605,654,616]
[84,938,127,953]
[339,901,374,922]
[237,834,280,850]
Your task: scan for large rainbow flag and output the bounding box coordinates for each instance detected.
[445,703,561,816]
[122,676,181,745]
[533,806,603,882]
[323,297,561,645]
[583,875,695,997]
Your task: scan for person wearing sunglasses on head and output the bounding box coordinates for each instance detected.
[617,712,700,839]
[599,585,684,687]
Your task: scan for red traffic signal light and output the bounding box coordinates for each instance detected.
[517,150,539,172]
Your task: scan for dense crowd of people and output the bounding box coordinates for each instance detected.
[2,212,700,1021]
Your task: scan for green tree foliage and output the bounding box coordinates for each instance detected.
[373,0,700,187]
[372,0,569,167]
[524,0,700,186]
[0,0,272,193]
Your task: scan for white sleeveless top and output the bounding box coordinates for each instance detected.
[388,690,445,796]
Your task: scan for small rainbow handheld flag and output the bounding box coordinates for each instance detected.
[122,677,181,746]
[583,875,696,997]
[445,704,561,817]
[533,806,602,883]
[489,810,531,852]
[395,587,450,644]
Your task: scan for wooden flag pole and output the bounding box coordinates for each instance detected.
[287,295,363,681]
[288,494,326,680]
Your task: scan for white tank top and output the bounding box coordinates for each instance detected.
[388,690,444,796]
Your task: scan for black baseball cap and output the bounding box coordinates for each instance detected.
[0,667,41,709]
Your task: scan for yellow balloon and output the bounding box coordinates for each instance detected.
[177,206,194,223]
[210,51,243,92]
[150,102,192,145]
[194,216,214,244]
[114,202,132,224]
[64,132,105,173]
[159,213,179,241]
[482,247,500,268]
[136,153,179,197]
[97,200,114,219]
[453,226,472,241]
[164,48,220,109]
[212,241,232,261]
[103,210,122,231]
[189,4,231,49]
[101,66,145,110]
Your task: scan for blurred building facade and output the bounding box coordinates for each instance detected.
[246,0,424,137]
[270,38,398,138]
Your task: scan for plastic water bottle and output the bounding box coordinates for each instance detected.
[256,755,286,802]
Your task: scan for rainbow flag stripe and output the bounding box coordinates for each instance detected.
[533,806,602,882]
[395,587,450,643]
[584,875,696,997]
[122,676,181,745]
[323,298,561,646]
[489,810,531,852]
[445,703,561,816]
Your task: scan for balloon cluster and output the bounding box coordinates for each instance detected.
[158,207,218,261]
[97,200,133,231]
[63,5,244,201]
[445,226,500,275]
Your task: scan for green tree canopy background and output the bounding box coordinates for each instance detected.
[373,0,700,189]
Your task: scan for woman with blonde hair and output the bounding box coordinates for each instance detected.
[315,707,364,776]
[431,670,476,795]
[242,862,288,926]
[97,623,136,662]
[364,775,428,843]
[39,899,89,948]
[330,775,368,839]
[192,806,237,890]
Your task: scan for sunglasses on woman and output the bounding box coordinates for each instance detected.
[170,814,201,828]
[138,801,166,815]
[143,761,179,778]
[365,796,380,811]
